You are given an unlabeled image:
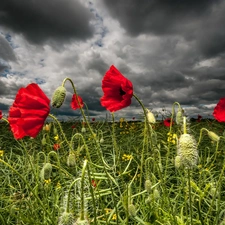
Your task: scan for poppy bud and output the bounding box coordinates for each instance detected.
[58,212,75,225]
[51,86,67,108]
[67,153,76,167]
[40,163,52,181]
[128,204,136,217]
[53,127,58,135]
[144,180,152,193]
[207,131,220,142]
[177,134,198,169]
[176,108,183,125]
[41,137,46,146]
[146,108,156,124]
[153,188,160,200]
[45,124,51,132]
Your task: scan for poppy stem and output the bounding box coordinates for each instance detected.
[183,116,187,134]
[0,159,54,223]
[132,93,152,189]
[48,114,73,152]
[1,118,9,124]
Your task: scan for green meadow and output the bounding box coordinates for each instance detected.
[1,114,225,225]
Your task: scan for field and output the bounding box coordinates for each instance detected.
[1,114,225,225]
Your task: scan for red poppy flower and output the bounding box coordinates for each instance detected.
[8,83,50,139]
[0,110,2,119]
[71,94,84,110]
[213,97,225,122]
[163,118,174,127]
[92,118,95,122]
[100,65,133,112]
[53,143,60,151]
[91,179,97,188]
[197,114,202,122]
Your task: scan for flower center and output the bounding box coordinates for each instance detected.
[119,87,126,96]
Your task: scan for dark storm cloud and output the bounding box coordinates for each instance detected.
[0,35,16,61]
[0,35,16,72]
[102,0,225,58]
[0,0,95,45]
[103,0,218,35]
[102,0,218,35]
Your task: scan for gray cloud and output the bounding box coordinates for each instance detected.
[101,0,225,58]
[0,35,16,61]
[0,0,95,45]
[0,35,16,72]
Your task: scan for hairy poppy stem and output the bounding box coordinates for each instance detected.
[48,114,73,152]
[132,93,152,190]
[1,118,9,124]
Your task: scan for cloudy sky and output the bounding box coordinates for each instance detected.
[1,0,225,121]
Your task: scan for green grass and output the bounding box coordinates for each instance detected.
[1,117,225,225]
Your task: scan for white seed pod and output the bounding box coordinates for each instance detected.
[177,134,198,169]
[51,86,67,108]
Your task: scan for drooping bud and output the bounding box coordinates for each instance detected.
[58,212,75,225]
[207,131,220,142]
[67,153,76,167]
[146,108,156,124]
[40,163,52,181]
[177,134,198,169]
[41,137,47,146]
[176,108,183,125]
[51,86,67,108]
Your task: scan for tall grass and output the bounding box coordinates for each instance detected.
[1,112,225,225]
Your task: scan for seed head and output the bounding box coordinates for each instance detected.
[51,86,67,108]
[177,134,198,169]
